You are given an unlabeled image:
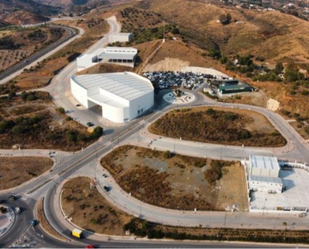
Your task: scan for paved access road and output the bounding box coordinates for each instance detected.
[0,24,82,85]
[1,15,309,248]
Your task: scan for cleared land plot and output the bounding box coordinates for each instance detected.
[251,168,309,210]
[149,107,286,147]
[101,145,248,211]
[61,177,131,235]
[0,157,53,190]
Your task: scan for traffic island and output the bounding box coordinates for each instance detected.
[149,106,286,147]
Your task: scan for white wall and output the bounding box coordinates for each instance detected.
[71,78,89,107]
[129,91,154,120]
[251,167,279,178]
[102,103,128,123]
[249,180,282,193]
[109,34,132,43]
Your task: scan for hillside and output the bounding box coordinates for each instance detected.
[2,10,49,25]
[0,0,60,16]
[139,0,309,64]
[34,0,131,9]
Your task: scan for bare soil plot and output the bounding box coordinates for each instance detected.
[149,107,286,147]
[0,156,53,190]
[101,145,248,211]
[0,92,100,151]
[61,177,131,235]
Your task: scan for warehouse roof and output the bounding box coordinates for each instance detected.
[250,155,280,171]
[250,175,283,185]
[219,83,252,90]
[71,72,153,102]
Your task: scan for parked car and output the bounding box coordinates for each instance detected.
[8,195,17,201]
[87,122,94,127]
[102,174,108,178]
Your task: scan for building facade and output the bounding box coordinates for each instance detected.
[71,72,154,123]
[77,47,138,72]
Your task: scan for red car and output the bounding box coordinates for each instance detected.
[85,245,94,248]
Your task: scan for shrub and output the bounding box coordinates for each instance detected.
[163,150,173,159]
[56,107,65,114]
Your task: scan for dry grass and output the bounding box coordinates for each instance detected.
[0,27,64,73]
[149,107,286,147]
[0,157,53,190]
[78,63,134,75]
[144,0,309,64]
[36,197,67,242]
[61,177,131,235]
[101,145,248,211]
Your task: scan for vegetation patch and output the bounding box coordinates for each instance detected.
[0,92,102,151]
[61,177,131,235]
[0,157,53,190]
[124,218,309,243]
[101,145,248,211]
[149,107,286,147]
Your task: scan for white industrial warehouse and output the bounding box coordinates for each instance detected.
[71,72,154,123]
[248,155,283,194]
[77,47,138,71]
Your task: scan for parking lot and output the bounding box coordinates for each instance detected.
[143,71,228,90]
[250,168,309,212]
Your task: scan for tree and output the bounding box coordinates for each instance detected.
[274,62,284,75]
[56,107,65,114]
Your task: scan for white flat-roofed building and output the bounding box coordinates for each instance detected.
[249,155,280,178]
[249,175,283,193]
[77,47,138,71]
[71,72,154,123]
[109,32,133,43]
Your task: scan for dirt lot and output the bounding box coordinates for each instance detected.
[61,177,131,235]
[0,157,53,190]
[101,145,248,211]
[0,92,100,151]
[144,40,213,72]
[149,107,286,147]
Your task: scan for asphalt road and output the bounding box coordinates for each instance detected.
[0,15,309,248]
[0,24,77,84]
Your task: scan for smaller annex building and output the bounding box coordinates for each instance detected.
[248,155,283,193]
[77,47,138,72]
[109,32,133,43]
[71,72,154,123]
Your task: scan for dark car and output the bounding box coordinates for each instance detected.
[103,186,110,192]
[102,174,108,178]
[30,219,38,226]
[87,122,94,127]
[8,195,17,201]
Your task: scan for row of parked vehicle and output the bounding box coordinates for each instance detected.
[143,71,215,90]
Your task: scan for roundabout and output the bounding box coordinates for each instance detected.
[163,90,195,105]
